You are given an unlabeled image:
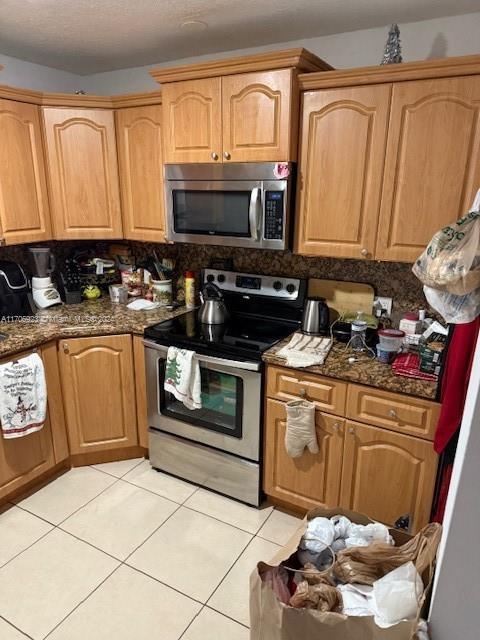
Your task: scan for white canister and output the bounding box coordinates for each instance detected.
[152,280,172,306]
[109,284,128,304]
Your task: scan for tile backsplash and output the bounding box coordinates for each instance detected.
[0,240,426,318]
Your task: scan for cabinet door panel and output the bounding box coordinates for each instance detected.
[376,76,480,261]
[222,70,293,162]
[59,335,138,454]
[0,349,56,500]
[162,78,222,163]
[264,398,344,511]
[340,421,438,533]
[295,85,391,259]
[116,105,166,242]
[0,99,51,244]
[42,108,122,240]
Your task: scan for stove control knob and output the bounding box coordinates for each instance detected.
[273,280,283,291]
[206,274,215,283]
[217,274,225,283]
[286,283,296,294]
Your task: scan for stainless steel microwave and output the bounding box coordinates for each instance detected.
[164,162,294,250]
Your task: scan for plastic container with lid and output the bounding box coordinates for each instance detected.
[378,328,405,351]
[376,344,398,364]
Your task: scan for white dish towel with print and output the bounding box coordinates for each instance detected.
[0,353,47,439]
[277,332,332,368]
[164,346,202,410]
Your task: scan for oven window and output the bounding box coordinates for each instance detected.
[173,189,251,236]
[160,363,243,438]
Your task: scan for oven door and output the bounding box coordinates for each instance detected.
[144,341,262,462]
[165,180,265,249]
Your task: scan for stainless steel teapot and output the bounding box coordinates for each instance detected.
[198,282,229,325]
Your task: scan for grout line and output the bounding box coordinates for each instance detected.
[115,476,196,506]
[0,523,54,571]
[122,563,205,606]
[42,562,123,639]
[178,604,205,639]
[178,502,273,537]
[0,614,34,640]
[204,604,250,629]
[88,457,146,480]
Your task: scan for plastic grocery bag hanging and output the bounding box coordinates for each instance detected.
[413,189,480,323]
[412,193,480,294]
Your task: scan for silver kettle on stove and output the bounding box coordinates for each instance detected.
[198,282,229,325]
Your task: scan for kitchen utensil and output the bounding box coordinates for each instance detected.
[308,279,375,318]
[301,297,330,335]
[198,282,229,325]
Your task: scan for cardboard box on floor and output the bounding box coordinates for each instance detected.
[250,506,441,640]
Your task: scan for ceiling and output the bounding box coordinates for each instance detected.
[0,0,478,75]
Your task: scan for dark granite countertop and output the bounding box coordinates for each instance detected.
[0,299,187,357]
[263,336,438,401]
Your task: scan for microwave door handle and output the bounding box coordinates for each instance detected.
[249,187,262,241]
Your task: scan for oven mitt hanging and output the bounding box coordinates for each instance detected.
[285,399,318,458]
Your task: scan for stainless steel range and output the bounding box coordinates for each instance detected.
[144,269,306,506]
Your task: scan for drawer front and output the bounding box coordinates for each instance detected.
[346,384,440,441]
[266,365,346,415]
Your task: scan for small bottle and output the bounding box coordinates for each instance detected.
[185,270,196,309]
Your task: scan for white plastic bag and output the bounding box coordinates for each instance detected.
[413,205,480,294]
[373,561,424,629]
[424,284,480,324]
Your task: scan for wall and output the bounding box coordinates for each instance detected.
[1,11,480,94]
[429,334,480,640]
[0,52,80,92]
[81,11,480,94]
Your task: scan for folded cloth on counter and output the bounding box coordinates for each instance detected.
[277,332,332,368]
[164,347,202,410]
[0,353,47,439]
[392,352,437,381]
[285,399,318,458]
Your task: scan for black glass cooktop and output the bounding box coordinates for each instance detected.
[144,310,298,361]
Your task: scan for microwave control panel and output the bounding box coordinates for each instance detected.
[264,191,284,240]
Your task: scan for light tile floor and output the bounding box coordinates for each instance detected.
[0,459,302,640]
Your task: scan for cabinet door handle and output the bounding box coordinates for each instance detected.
[299,388,306,397]
[211,152,219,161]
[63,343,69,353]
[223,151,231,160]
[333,422,341,432]
[360,248,369,257]
[348,426,355,435]
[388,409,398,419]
[0,238,5,246]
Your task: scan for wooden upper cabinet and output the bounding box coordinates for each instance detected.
[264,398,344,511]
[340,421,438,533]
[162,78,222,163]
[42,107,123,240]
[58,334,138,455]
[222,70,294,162]
[376,76,480,262]
[116,105,166,242]
[295,84,391,259]
[0,99,51,245]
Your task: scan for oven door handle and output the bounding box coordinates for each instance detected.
[249,187,262,242]
[143,340,261,372]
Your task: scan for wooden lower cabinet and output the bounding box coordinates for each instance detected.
[264,398,344,511]
[340,421,438,533]
[0,347,60,501]
[58,334,138,455]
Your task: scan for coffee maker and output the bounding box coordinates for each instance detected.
[0,261,36,318]
[29,247,62,309]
